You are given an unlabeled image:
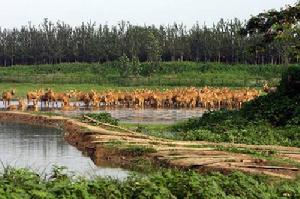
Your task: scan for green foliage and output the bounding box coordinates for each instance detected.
[0,17,298,67]
[242,67,300,126]
[84,112,119,126]
[122,123,177,140]
[214,146,277,157]
[244,2,300,64]
[118,54,131,77]
[242,93,300,126]
[2,166,300,198]
[279,66,300,95]
[131,56,142,76]
[174,122,300,146]
[171,71,300,146]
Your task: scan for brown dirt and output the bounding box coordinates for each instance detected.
[0,111,299,179]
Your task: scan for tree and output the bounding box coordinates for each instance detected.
[118,54,131,77]
[0,2,299,67]
[243,1,300,66]
[131,56,141,76]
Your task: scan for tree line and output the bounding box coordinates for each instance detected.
[0,4,299,67]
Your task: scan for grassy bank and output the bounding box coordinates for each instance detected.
[120,123,175,139]
[0,62,284,87]
[1,166,300,198]
[112,66,300,147]
[169,66,300,147]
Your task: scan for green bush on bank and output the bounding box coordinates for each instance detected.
[172,66,300,146]
[1,166,300,198]
[84,113,119,126]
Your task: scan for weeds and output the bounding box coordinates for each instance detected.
[83,112,119,126]
[1,166,300,198]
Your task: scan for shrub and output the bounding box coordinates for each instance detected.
[2,166,300,198]
[171,73,300,146]
[85,112,119,126]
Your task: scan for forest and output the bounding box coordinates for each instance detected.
[0,1,299,66]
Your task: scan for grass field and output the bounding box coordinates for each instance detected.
[0,83,176,98]
[0,61,286,97]
[0,62,284,87]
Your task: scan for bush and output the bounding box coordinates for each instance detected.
[279,66,300,95]
[171,73,300,146]
[85,112,119,126]
[2,166,300,198]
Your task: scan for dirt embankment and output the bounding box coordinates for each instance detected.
[0,111,300,179]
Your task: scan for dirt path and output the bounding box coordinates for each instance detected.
[0,111,299,179]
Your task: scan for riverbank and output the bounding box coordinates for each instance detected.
[0,111,299,179]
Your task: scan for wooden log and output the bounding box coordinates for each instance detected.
[234,164,299,171]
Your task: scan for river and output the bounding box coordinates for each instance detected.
[0,122,128,179]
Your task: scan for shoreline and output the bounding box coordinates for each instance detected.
[0,111,299,179]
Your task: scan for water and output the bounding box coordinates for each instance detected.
[1,101,207,124]
[0,122,128,179]
[64,108,207,124]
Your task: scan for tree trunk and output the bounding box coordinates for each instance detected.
[271,56,274,65]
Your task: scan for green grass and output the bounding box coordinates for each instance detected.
[1,166,300,198]
[120,123,177,139]
[83,113,119,126]
[0,83,171,98]
[0,61,285,87]
[121,123,170,132]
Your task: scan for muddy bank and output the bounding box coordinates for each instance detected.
[0,111,158,169]
[0,111,299,179]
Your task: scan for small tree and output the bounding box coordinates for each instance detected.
[118,54,130,77]
[145,31,162,75]
[131,56,141,76]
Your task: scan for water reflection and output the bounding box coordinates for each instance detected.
[1,100,207,124]
[57,107,207,124]
[0,122,128,179]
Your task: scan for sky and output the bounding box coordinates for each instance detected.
[0,0,297,28]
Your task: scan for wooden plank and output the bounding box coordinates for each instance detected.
[234,164,299,171]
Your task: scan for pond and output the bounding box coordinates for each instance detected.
[0,122,128,179]
[2,101,207,124]
[56,107,207,124]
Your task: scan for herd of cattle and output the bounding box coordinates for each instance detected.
[0,86,265,111]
